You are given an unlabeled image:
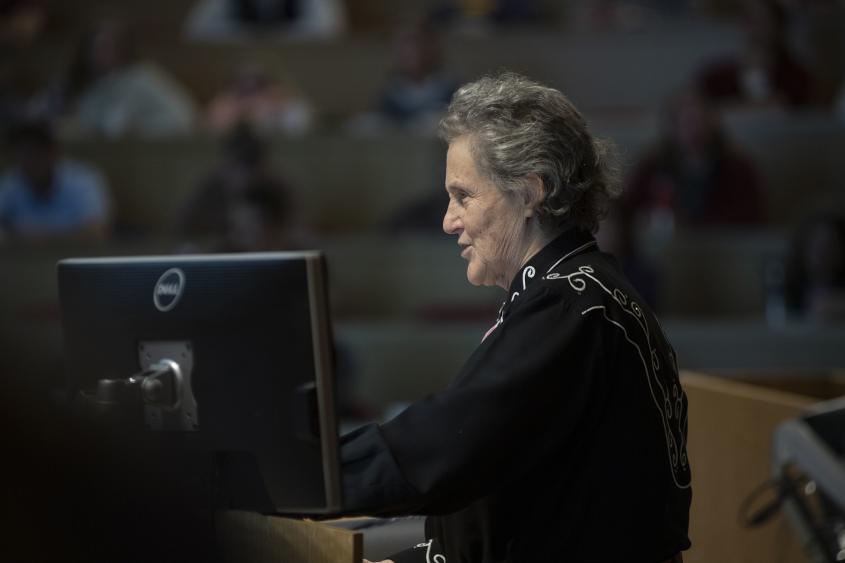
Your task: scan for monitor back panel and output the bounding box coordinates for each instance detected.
[58,252,341,514]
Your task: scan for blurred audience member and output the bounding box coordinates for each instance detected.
[40,20,197,137]
[348,23,456,135]
[379,24,456,129]
[596,201,661,309]
[220,180,296,251]
[0,0,46,43]
[185,0,345,40]
[176,124,301,251]
[784,213,845,322]
[0,120,110,243]
[696,0,818,108]
[627,89,762,236]
[207,62,312,135]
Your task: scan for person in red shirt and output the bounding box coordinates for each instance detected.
[627,88,763,233]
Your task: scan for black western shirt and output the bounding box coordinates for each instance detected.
[341,230,692,563]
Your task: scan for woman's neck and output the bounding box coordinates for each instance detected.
[497,223,557,290]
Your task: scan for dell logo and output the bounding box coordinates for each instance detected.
[153,268,185,312]
[157,283,181,296]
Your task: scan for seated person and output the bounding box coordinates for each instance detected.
[627,87,762,235]
[206,62,313,135]
[184,0,345,40]
[348,23,457,135]
[217,180,297,252]
[175,123,299,249]
[695,0,817,108]
[0,120,110,242]
[784,213,845,322]
[55,19,197,137]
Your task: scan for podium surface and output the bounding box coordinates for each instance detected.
[217,511,362,563]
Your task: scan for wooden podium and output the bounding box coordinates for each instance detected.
[682,370,845,563]
[216,511,362,563]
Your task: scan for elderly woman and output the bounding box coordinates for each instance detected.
[341,73,691,563]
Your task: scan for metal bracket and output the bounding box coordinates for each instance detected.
[138,341,199,432]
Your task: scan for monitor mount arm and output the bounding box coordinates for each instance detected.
[85,341,199,432]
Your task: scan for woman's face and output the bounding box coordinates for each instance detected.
[442,136,529,289]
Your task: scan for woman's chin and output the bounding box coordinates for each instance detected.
[466,265,485,287]
[466,265,496,287]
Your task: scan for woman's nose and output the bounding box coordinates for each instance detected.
[442,202,461,235]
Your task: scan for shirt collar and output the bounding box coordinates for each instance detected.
[506,228,597,298]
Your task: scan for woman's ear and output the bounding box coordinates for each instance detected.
[522,174,545,218]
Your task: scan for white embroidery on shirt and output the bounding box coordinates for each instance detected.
[548,264,690,489]
[510,265,537,302]
[522,266,535,290]
[514,241,596,302]
[544,240,598,274]
[414,539,446,563]
[581,305,691,489]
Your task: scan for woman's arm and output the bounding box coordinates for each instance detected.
[341,287,606,515]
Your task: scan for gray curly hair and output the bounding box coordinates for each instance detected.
[438,72,621,233]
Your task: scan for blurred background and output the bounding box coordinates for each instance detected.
[1,0,845,560]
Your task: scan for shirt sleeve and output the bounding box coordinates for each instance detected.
[341,285,608,515]
[388,538,446,563]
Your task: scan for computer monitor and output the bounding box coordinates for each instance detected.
[57,251,342,515]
